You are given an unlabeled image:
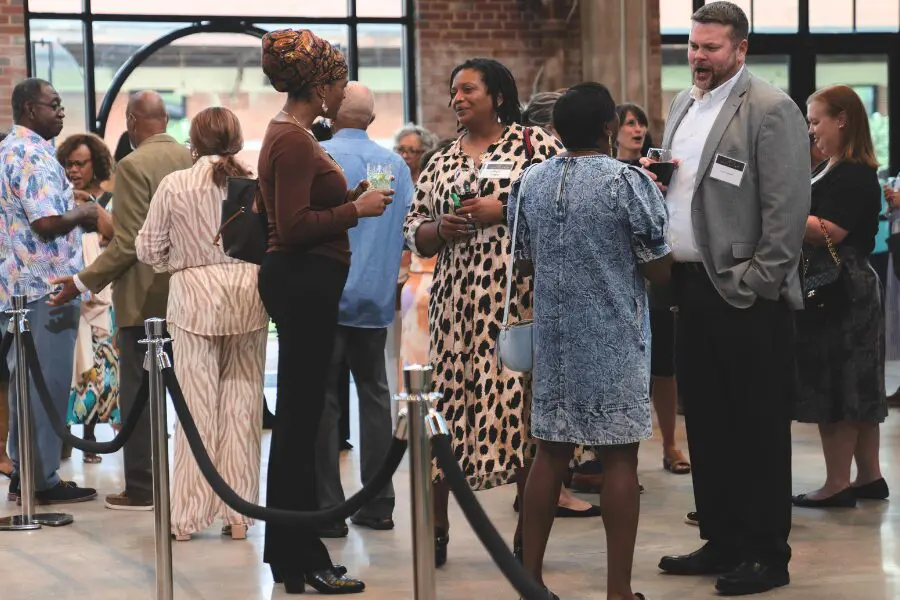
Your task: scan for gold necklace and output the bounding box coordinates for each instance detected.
[279,110,315,139]
[278,110,343,173]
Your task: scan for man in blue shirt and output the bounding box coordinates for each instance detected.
[315,82,413,534]
[0,78,99,504]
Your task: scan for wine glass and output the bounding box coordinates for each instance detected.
[646,147,672,162]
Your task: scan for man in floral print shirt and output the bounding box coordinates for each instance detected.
[0,78,99,504]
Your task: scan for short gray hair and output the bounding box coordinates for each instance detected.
[12,78,50,123]
[393,123,438,154]
[522,92,561,129]
[692,1,749,44]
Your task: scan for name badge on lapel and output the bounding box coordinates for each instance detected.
[709,153,746,186]
[479,161,515,180]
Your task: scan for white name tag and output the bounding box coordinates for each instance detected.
[709,153,746,186]
[479,161,515,180]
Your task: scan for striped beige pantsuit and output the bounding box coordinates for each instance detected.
[135,155,270,538]
[169,325,268,536]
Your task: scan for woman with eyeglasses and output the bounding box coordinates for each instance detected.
[395,125,440,370]
[394,124,438,182]
[56,133,118,464]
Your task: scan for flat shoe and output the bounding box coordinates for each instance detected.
[852,477,889,500]
[792,487,856,508]
[556,504,601,518]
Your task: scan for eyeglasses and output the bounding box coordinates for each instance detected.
[65,158,91,169]
[32,101,63,113]
[395,146,424,156]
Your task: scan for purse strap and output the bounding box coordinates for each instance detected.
[502,152,571,327]
[803,217,841,278]
[501,127,533,328]
[819,217,841,268]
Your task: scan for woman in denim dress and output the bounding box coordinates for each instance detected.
[512,83,671,600]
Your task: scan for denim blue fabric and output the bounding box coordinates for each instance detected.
[322,128,413,328]
[508,155,670,445]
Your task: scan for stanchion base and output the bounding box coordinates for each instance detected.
[32,512,74,527]
[0,515,42,531]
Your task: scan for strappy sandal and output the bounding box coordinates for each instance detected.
[222,524,247,540]
[83,453,102,464]
[663,450,691,475]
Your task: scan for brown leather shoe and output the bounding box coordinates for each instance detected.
[104,491,153,511]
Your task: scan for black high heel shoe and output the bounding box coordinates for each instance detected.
[519,587,558,600]
[270,564,348,585]
[298,569,364,595]
[435,527,449,567]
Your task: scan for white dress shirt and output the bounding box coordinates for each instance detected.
[666,66,746,262]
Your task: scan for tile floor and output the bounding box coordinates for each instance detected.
[0,343,898,600]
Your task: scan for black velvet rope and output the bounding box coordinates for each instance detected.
[22,330,149,454]
[432,434,552,600]
[163,366,407,525]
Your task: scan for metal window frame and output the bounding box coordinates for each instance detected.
[671,0,900,171]
[24,0,417,135]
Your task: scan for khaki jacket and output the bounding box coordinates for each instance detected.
[79,134,193,327]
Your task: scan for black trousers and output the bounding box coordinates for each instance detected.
[673,265,793,567]
[259,251,349,572]
[118,325,164,502]
[338,361,351,442]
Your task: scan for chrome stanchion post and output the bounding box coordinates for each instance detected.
[0,295,73,530]
[402,364,437,600]
[141,317,173,600]
[0,297,40,531]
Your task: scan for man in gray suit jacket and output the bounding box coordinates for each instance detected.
[650,3,810,596]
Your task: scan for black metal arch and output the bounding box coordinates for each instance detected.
[94,21,267,137]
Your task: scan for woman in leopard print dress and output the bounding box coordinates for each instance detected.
[403,58,561,566]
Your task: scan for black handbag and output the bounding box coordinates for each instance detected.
[802,217,849,312]
[213,176,267,265]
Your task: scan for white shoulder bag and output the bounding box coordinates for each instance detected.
[497,166,536,373]
[497,158,572,373]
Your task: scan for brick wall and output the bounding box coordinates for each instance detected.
[416,0,583,139]
[0,0,26,128]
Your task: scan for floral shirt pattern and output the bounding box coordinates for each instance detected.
[0,126,83,311]
[509,155,670,445]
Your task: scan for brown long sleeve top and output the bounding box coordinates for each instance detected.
[258,121,359,263]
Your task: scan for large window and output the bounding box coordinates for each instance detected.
[25,1,415,144]
[662,0,900,172]
[706,0,799,33]
[817,55,890,169]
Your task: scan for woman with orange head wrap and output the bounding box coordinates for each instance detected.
[256,29,394,595]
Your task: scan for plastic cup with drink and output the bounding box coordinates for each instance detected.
[366,163,393,191]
